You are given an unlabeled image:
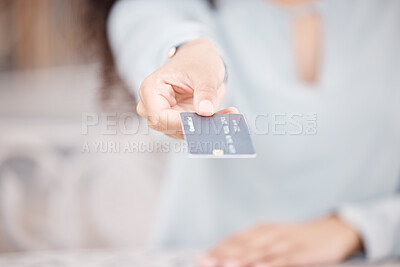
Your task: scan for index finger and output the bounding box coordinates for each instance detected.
[139,77,183,135]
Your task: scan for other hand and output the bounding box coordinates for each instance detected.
[199,215,362,267]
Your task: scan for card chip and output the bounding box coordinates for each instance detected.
[212,149,224,156]
[180,112,256,158]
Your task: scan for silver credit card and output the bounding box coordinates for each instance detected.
[180,112,256,158]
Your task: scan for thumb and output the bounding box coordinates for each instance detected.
[194,83,224,116]
[193,86,217,116]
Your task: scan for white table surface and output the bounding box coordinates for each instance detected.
[0,249,398,267]
[0,249,198,267]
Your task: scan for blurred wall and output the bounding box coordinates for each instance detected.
[0,0,85,71]
[0,0,165,253]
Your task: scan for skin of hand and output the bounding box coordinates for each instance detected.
[136,38,238,139]
[198,215,363,267]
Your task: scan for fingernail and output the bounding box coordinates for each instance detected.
[223,259,241,267]
[198,256,218,267]
[230,107,239,114]
[198,100,215,116]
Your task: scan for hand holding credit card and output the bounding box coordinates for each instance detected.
[180,112,256,158]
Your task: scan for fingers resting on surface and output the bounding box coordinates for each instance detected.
[198,216,363,267]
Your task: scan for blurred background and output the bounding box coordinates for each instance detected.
[0,0,165,253]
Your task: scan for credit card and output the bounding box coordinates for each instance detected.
[180,112,256,158]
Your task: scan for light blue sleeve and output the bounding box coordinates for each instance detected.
[107,0,220,100]
[337,193,400,261]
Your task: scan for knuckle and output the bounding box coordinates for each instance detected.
[139,75,157,95]
[140,73,165,97]
[141,75,153,88]
[138,87,144,101]
[136,102,146,118]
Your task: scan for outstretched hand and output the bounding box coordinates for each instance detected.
[136,38,237,139]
